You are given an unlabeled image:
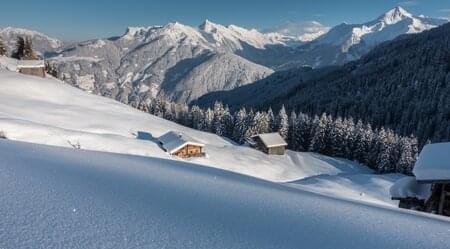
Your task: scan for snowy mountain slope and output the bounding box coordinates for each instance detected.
[287,6,447,68]
[0,63,358,182]
[49,21,282,104]
[158,52,274,103]
[0,59,403,208]
[1,139,449,249]
[0,27,63,55]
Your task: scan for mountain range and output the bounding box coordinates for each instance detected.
[0,6,447,105]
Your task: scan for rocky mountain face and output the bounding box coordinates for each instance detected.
[0,27,63,55]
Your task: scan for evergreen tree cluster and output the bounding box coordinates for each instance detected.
[11,36,38,60]
[139,98,418,175]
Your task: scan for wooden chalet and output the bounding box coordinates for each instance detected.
[250,133,288,155]
[392,142,450,216]
[17,60,46,78]
[158,131,205,158]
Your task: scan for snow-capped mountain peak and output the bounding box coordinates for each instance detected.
[198,19,295,50]
[378,6,413,25]
[314,6,447,52]
[122,26,153,40]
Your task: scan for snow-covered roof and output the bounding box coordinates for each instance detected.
[252,133,287,148]
[17,60,45,68]
[413,142,450,182]
[158,131,204,154]
[390,176,432,200]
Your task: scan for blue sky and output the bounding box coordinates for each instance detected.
[1,0,449,41]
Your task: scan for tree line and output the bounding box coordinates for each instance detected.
[137,98,418,175]
[0,35,38,60]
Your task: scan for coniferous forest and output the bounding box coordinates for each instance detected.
[137,99,418,175]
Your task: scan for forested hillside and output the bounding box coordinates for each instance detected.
[197,23,450,146]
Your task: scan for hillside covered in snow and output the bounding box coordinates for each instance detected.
[0,56,405,206]
[1,139,450,248]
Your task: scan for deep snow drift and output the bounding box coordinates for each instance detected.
[1,139,449,249]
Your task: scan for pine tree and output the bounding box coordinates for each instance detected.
[0,36,6,56]
[267,107,276,132]
[23,37,37,60]
[222,107,234,137]
[12,36,25,59]
[296,113,313,151]
[342,118,356,159]
[288,111,298,150]
[232,108,248,143]
[310,113,329,153]
[189,105,204,130]
[202,108,214,132]
[276,105,289,140]
[213,102,226,136]
[396,137,415,174]
[330,117,345,156]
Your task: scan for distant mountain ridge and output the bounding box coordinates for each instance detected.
[286,6,447,68]
[0,6,446,106]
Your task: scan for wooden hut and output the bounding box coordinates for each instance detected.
[158,131,205,158]
[17,60,46,78]
[391,142,450,216]
[250,133,287,155]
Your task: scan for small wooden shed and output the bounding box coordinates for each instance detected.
[158,131,205,158]
[250,133,288,155]
[17,60,46,78]
[392,142,450,216]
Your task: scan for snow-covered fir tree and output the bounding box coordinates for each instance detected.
[232,108,248,144]
[276,105,289,140]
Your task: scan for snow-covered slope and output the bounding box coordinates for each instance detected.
[288,6,448,68]
[0,27,63,55]
[0,64,353,182]
[158,52,274,103]
[0,58,404,208]
[1,139,449,249]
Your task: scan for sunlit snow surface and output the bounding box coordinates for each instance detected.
[1,139,449,249]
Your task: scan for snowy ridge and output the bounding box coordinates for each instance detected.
[315,6,447,52]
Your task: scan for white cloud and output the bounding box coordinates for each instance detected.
[398,1,419,7]
[263,21,330,41]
